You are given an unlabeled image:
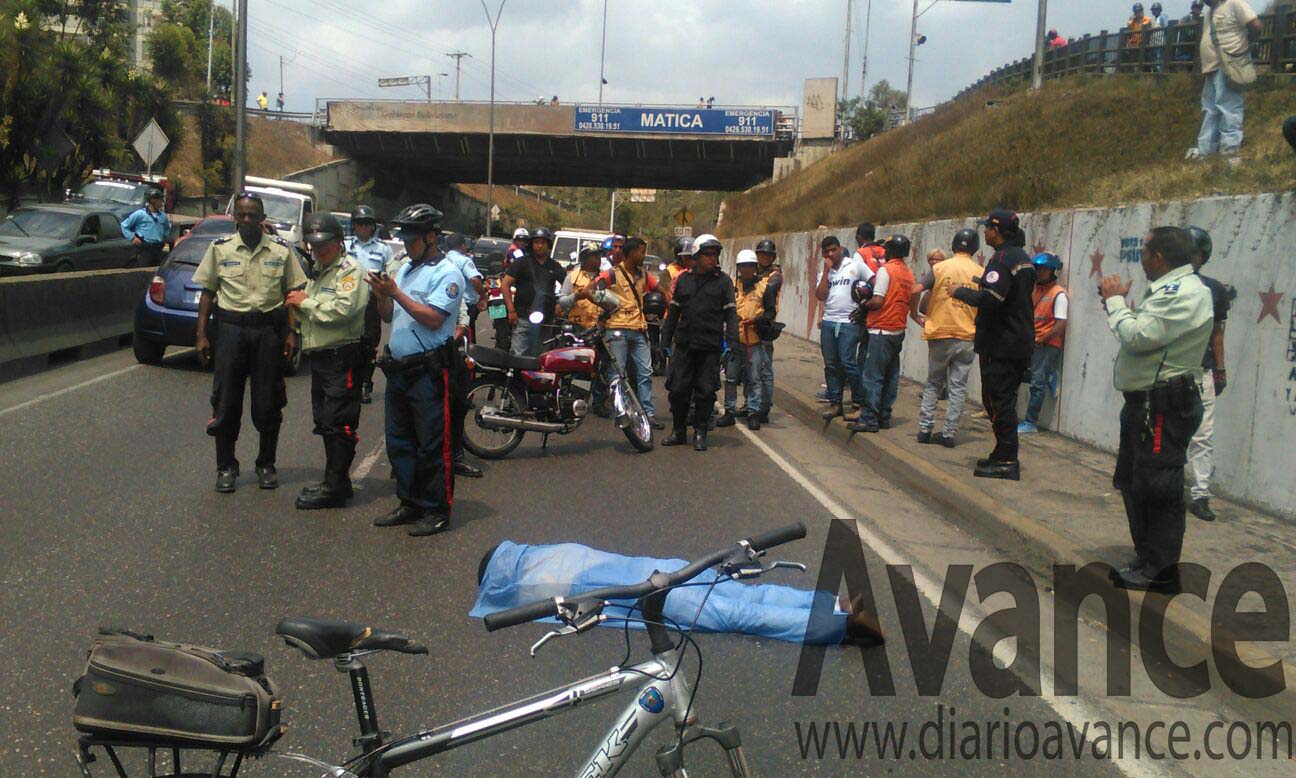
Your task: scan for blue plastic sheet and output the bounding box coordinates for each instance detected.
[469,541,846,645]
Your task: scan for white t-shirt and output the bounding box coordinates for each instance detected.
[1053,289,1069,321]
[1200,0,1258,75]
[818,254,874,323]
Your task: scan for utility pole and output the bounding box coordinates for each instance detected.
[860,0,873,99]
[598,0,608,105]
[279,55,284,96]
[446,51,469,101]
[233,0,248,192]
[841,0,852,102]
[205,3,215,94]
[480,1,506,237]
[1032,0,1048,90]
[904,0,919,124]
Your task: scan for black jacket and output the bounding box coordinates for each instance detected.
[964,242,1036,359]
[661,267,741,352]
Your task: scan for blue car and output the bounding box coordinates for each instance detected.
[132,234,303,374]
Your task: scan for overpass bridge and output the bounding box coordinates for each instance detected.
[314,99,798,191]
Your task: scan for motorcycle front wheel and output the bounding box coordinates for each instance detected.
[612,379,654,453]
[464,376,526,459]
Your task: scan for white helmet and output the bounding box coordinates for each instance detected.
[693,233,722,254]
[735,249,758,266]
[512,227,529,240]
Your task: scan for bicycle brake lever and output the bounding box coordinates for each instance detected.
[770,560,807,572]
[531,600,607,656]
[529,626,575,657]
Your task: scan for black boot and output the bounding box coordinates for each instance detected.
[408,512,450,536]
[454,457,484,478]
[715,411,736,428]
[693,428,708,451]
[375,503,422,527]
[296,482,349,510]
[255,429,279,489]
[974,460,1020,480]
[361,382,374,405]
[215,434,238,493]
[661,423,688,446]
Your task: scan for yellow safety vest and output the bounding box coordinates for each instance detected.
[604,265,651,332]
[734,275,769,346]
[566,268,603,329]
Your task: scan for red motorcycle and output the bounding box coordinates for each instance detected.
[462,321,654,458]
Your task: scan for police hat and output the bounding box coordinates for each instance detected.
[303,213,345,245]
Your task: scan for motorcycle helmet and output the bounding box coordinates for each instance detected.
[883,234,912,259]
[754,238,777,255]
[673,236,695,257]
[642,290,667,318]
[303,213,345,245]
[351,204,378,224]
[1186,225,1212,264]
[1031,252,1063,272]
[512,227,529,241]
[530,227,554,248]
[851,279,875,305]
[952,227,980,254]
[693,233,723,255]
[735,249,759,267]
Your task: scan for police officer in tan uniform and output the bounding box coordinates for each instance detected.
[286,213,370,510]
[194,193,307,493]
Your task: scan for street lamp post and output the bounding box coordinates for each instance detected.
[481,0,506,237]
[598,0,608,106]
[232,0,248,191]
[1032,0,1048,90]
[904,0,920,124]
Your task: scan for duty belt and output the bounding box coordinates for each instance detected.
[307,342,362,358]
[1122,374,1198,405]
[217,309,279,326]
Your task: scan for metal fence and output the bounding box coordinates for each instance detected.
[954,7,1296,101]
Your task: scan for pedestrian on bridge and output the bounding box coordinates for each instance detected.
[193,193,307,493]
[345,205,393,405]
[366,203,465,537]
[120,189,172,267]
[660,234,741,451]
[951,209,1035,481]
[286,213,369,510]
[1101,227,1212,593]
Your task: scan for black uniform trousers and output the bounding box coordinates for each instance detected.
[1113,387,1203,579]
[309,343,364,489]
[359,296,382,390]
[208,312,287,471]
[979,354,1029,462]
[667,347,723,431]
[385,364,455,518]
[136,242,165,267]
[449,329,472,461]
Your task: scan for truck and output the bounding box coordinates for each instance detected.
[224,176,317,245]
[65,169,176,222]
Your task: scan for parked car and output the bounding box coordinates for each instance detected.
[173,214,237,247]
[0,204,136,276]
[132,231,303,373]
[472,236,512,278]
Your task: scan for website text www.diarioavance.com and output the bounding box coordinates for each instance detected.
[794,706,1293,762]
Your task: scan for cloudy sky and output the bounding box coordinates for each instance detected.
[237,0,1211,113]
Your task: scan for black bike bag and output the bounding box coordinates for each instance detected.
[72,629,283,751]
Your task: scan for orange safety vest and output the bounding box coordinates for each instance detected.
[857,244,884,274]
[867,259,915,333]
[733,274,769,346]
[566,267,603,329]
[1032,282,1067,349]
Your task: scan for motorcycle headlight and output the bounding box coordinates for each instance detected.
[15,252,43,266]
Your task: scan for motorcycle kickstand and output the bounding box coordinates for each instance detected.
[654,721,749,778]
[541,432,551,450]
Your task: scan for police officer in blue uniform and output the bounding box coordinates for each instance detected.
[365,203,465,537]
[120,189,173,266]
[345,205,394,405]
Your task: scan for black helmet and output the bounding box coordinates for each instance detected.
[755,238,777,255]
[851,279,875,305]
[351,204,377,223]
[303,212,345,245]
[1186,225,1212,263]
[883,234,911,259]
[642,290,667,318]
[673,236,695,256]
[530,227,554,244]
[390,203,443,233]
[952,227,980,254]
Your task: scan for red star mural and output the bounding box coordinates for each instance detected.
[1031,242,1047,257]
[1257,284,1284,324]
[1088,250,1105,278]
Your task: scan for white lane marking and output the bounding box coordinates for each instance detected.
[736,425,1164,778]
[352,441,386,482]
[0,364,141,418]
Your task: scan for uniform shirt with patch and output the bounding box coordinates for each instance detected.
[192,233,307,313]
[1105,264,1214,392]
[388,254,465,359]
[446,249,484,305]
[297,256,370,351]
[345,235,394,275]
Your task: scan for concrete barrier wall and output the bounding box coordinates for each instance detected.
[724,193,1296,519]
[0,269,154,370]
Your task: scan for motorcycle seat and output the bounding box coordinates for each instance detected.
[469,345,542,372]
[275,617,428,660]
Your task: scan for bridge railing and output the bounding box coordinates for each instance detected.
[952,7,1296,102]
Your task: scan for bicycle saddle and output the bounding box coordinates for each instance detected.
[275,617,428,660]
[468,345,542,372]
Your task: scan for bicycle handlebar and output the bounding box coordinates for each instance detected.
[482,523,807,632]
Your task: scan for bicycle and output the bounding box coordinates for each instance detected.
[75,523,808,777]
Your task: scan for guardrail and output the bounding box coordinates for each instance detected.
[172,100,316,124]
[954,8,1296,100]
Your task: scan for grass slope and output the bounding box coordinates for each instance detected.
[719,75,1296,237]
[164,115,339,196]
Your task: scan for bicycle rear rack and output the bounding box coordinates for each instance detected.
[76,734,273,778]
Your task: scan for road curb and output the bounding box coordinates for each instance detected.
[773,381,1296,724]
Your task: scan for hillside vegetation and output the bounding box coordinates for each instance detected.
[164,115,339,196]
[719,75,1296,237]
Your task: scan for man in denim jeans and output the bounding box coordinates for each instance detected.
[1188,0,1261,162]
[1019,253,1068,434]
[597,237,664,429]
[848,235,915,433]
[814,235,872,419]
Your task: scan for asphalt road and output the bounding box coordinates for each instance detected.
[0,348,1126,777]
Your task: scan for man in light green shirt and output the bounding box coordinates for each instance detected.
[285,213,369,510]
[1099,227,1211,594]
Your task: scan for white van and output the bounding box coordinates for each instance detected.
[552,228,608,270]
[225,176,317,245]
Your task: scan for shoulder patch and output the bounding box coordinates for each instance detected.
[1162,282,1179,295]
[273,236,290,247]
[446,282,460,298]
[984,270,1001,284]
[213,236,232,245]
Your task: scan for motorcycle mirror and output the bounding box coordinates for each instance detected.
[528,310,545,325]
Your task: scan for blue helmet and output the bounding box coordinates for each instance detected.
[1032,252,1062,272]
